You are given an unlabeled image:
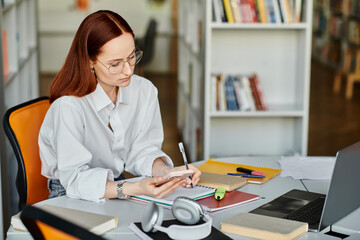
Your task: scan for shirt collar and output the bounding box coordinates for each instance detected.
[90,83,129,112]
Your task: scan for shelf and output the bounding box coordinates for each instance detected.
[4,47,37,87]
[211,22,309,30]
[209,110,305,118]
[178,0,312,160]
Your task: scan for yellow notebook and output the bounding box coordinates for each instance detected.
[198,159,281,185]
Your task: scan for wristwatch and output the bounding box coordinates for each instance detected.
[117,181,130,199]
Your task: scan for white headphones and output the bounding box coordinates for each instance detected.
[141,196,212,240]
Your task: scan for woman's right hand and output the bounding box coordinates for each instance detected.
[123,177,187,199]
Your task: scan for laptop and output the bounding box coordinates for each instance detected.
[250,141,360,232]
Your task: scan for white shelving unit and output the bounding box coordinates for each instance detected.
[1,0,39,234]
[177,0,313,161]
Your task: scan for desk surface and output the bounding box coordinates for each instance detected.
[6,156,355,240]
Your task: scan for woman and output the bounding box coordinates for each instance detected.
[39,10,201,202]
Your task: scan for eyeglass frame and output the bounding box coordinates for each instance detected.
[95,47,143,75]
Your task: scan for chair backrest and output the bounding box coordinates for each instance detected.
[3,96,50,211]
[20,205,106,240]
[139,19,158,65]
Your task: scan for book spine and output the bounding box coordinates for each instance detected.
[256,0,267,23]
[225,76,239,111]
[241,76,256,111]
[248,75,262,110]
[217,0,228,22]
[230,0,242,23]
[223,0,235,23]
[212,0,222,23]
[2,29,9,84]
[252,73,268,110]
[240,0,254,23]
[265,0,276,23]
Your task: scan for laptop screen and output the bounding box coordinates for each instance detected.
[319,141,360,231]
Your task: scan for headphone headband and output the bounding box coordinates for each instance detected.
[141,197,212,240]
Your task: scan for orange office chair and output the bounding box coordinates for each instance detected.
[3,96,50,211]
[20,205,106,240]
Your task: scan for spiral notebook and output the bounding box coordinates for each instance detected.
[131,186,215,208]
[197,190,260,212]
[198,159,281,185]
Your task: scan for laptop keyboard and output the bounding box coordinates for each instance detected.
[287,197,325,224]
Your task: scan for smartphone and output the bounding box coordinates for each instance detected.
[155,169,194,186]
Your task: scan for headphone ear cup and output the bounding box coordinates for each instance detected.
[141,202,164,233]
[172,197,203,225]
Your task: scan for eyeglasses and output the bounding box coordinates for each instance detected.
[96,48,143,75]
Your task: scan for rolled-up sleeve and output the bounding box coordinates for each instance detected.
[40,99,113,202]
[124,87,173,177]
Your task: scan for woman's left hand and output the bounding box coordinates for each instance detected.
[165,164,201,188]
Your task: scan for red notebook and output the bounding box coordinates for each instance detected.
[196,190,259,212]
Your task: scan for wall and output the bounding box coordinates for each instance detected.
[38,0,173,73]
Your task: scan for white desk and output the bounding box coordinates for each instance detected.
[5,156,356,240]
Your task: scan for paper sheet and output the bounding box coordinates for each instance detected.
[278,156,336,180]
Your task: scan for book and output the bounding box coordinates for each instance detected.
[197,190,260,212]
[2,29,9,83]
[221,212,308,240]
[218,74,227,111]
[252,73,268,110]
[129,219,233,240]
[230,0,242,23]
[248,74,262,110]
[198,171,248,191]
[11,204,118,235]
[217,0,228,22]
[197,159,281,185]
[240,76,256,111]
[233,78,248,111]
[224,76,239,111]
[212,0,222,23]
[239,0,253,23]
[257,0,268,22]
[223,0,235,23]
[131,185,215,208]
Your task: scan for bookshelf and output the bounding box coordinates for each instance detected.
[0,0,39,234]
[177,0,313,161]
[312,0,360,99]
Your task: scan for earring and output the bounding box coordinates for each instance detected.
[91,67,95,73]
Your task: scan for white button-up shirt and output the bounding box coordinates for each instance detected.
[39,74,173,202]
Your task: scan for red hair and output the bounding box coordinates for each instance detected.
[49,10,134,103]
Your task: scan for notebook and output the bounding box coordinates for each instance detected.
[131,185,215,208]
[250,141,360,232]
[198,171,248,191]
[129,219,233,240]
[198,159,281,184]
[197,190,259,212]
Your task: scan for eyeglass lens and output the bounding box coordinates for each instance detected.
[108,51,143,75]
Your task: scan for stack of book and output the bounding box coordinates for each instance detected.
[212,0,304,24]
[211,73,268,112]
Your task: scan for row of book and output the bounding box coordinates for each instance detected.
[212,0,304,24]
[211,73,268,112]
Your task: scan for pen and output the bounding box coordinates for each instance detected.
[178,142,193,188]
[236,167,264,176]
[226,173,266,178]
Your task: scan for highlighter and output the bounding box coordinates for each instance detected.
[215,187,226,201]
